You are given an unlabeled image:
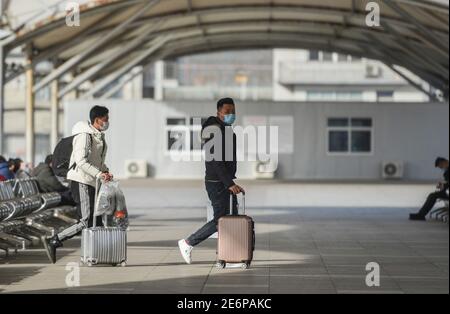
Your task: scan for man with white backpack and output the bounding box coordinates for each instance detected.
[43,106,114,264]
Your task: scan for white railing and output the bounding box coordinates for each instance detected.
[278,61,407,86]
[164,86,273,101]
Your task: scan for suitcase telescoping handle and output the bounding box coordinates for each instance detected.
[229,191,246,216]
[94,178,99,228]
[93,178,105,228]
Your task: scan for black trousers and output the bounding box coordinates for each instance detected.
[58,189,76,206]
[187,181,238,247]
[57,181,102,242]
[417,190,449,218]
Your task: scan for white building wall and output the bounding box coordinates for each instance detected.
[64,100,449,182]
[273,49,429,103]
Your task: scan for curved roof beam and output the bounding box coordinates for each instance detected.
[88,31,447,93]
[3,0,448,95]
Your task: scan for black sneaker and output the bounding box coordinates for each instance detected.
[409,213,426,221]
[42,236,63,264]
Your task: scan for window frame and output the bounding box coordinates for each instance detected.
[326,117,374,156]
[164,116,206,156]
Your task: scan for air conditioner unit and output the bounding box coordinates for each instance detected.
[366,64,382,78]
[254,161,276,180]
[125,160,148,178]
[382,162,404,179]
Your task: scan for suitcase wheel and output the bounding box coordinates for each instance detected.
[120,261,127,267]
[216,261,226,269]
[241,262,251,270]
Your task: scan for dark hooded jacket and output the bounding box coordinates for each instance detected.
[443,168,449,192]
[202,116,237,188]
[31,163,67,193]
[0,162,14,181]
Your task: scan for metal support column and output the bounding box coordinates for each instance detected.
[25,55,35,165]
[0,0,8,153]
[0,45,5,153]
[154,60,164,101]
[50,79,59,152]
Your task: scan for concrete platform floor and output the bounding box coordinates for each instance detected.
[0,182,448,294]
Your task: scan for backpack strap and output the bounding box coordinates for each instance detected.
[100,134,106,158]
[69,133,94,171]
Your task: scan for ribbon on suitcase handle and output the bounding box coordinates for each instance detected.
[229,191,246,216]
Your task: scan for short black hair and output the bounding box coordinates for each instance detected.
[435,157,448,167]
[0,156,6,163]
[90,106,109,124]
[217,98,235,111]
[45,155,53,165]
[8,158,22,172]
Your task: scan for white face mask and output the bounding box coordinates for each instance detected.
[99,121,110,132]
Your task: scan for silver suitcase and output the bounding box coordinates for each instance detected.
[81,227,127,267]
[80,180,127,267]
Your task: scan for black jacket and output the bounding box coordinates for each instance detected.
[443,168,449,192]
[202,116,237,188]
[31,163,68,193]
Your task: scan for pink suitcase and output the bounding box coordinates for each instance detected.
[217,193,255,269]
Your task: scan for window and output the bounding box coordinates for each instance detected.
[190,117,209,126]
[167,130,185,151]
[327,118,373,154]
[167,118,187,126]
[164,62,178,80]
[322,52,333,62]
[329,130,349,152]
[351,131,372,152]
[166,117,207,153]
[377,91,394,102]
[309,50,320,61]
[307,91,363,102]
[338,54,349,62]
[308,51,355,63]
[190,130,202,151]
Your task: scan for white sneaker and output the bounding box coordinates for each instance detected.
[178,239,193,264]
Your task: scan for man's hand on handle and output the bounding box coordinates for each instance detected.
[100,172,114,182]
[229,184,245,195]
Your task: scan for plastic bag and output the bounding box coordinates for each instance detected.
[95,181,119,217]
[96,180,129,230]
[112,188,129,230]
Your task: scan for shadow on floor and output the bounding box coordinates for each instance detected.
[1,206,449,294]
[0,266,43,292]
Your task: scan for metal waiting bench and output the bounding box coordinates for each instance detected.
[429,200,449,223]
[429,191,449,223]
[0,179,78,257]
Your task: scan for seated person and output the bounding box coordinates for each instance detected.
[0,155,14,181]
[410,157,449,221]
[31,155,74,205]
[9,158,31,179]
[31,155,67,193]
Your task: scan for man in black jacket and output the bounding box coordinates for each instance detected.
[178,98,245,264]
[410,157,449,221]
[31,155,67,193]
[31,155,75,206]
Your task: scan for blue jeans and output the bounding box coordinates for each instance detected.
[187,181,237,247]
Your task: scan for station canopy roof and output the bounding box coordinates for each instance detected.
[2,0,449,97]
